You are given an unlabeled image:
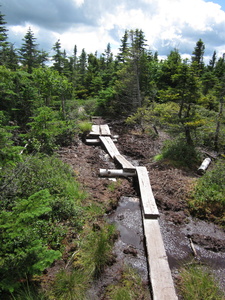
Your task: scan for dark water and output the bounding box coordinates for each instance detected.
[108,196,149,280]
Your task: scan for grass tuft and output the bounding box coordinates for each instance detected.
[178,263,224,300]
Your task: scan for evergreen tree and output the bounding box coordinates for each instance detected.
[6,43,18,70]
[0,9,9,65]
[77,48,87,88]
[208,50,217,71]
[157,49,182,90]
[117,30,129,63]
[52,40,64,74]
[191,38,205,75]
[0,10,8,48]
[19,28,41,73]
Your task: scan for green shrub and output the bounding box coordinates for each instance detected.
[0,190,61,293]
[155,138,201,168]
[78,121,92,134]
[0,155,85,295]
[51,269,89,300]
[178,263,224,300]
[1,155,86,215]
[190,160,225,224]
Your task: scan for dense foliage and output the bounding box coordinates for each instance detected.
[190,160,225,224]
[0,155,85,294]
[0,7,225,298]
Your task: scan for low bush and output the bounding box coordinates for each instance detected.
[189,160,225,224]
[155,138,201,169]
[78,121,92,135]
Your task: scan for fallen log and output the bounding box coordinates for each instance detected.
[85,139,101,145]
[99,169,136,177]
[197,157,211,175]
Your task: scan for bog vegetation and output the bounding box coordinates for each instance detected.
[0,8,225,299]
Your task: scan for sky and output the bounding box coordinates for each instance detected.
[1,0,225,63]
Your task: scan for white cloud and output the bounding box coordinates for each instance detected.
[3,0,225,60]
[73,0,85,7]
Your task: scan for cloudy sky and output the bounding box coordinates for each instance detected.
[1,0,225,62]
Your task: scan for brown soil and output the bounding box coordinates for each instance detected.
[52,119,225,299]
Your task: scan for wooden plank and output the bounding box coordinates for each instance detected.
[143,219,178,300]
[100,169,136,177]
[136,166,159,218]
[99,136,120,158]
[100,124,111,136]
[89,125,100,136]
[114,154,136,171]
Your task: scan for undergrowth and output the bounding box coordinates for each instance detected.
[105,265,150,300]
[154,138,201,169]
[189,159,225,225]
[178,262,224,300]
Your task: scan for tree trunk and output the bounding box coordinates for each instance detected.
[184,104,193,145]
[214,98,223,152]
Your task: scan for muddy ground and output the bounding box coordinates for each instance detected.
[57,119,225,299]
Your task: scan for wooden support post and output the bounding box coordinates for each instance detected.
[85,139,101,145]
[100,169,136,177]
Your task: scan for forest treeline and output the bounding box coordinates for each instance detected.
[1,10,225,153]
[1,8,225,299]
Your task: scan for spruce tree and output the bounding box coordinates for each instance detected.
[117,30,129,63]
[191,39,205,75]
[52,39,64,74]
[0,9,9,65]
[19,27,40,73]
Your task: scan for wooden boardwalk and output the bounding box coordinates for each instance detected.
[99,136,120,158]
[87,124,177,300]
[114,154,136,172]
[136,166,159,219]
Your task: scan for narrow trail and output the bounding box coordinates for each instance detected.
[86,123,177,299]
[58,119,225,299]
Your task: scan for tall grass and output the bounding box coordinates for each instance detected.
[80,225,115,278]
[105,266,150,300]
[178,263,224,300]
[51,269,89,300]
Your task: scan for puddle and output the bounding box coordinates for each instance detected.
[108,196,148,280]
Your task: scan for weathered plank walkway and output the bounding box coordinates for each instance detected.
[143,219,178,300]
[114,154,136,172]
[87,124,177,300]
[99,136,120,158]
[136,166,159,219]
[89,124,111,136]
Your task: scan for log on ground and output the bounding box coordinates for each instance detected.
[100,169,136,177]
